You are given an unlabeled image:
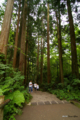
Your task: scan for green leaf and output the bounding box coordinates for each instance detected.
[5,93,13,100]
[13,90,25,106]
[0,89,3,95]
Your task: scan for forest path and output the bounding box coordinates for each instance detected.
[15,90,80,120]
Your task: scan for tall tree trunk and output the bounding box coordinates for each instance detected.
[0,0,14,57]
[47,3,51,83]
[13,0,21,68]
[27,56,29,83]
[32,57,33,81]
[19,0,27,73]
[36,36,39,83]
[24,36,28,87]
[40,37,43,84]
[16,10,23,68]
[56,11,64,84]
[24,41,27,87]
[67,0,79,78]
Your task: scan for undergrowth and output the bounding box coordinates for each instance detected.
[40,77,80,102]
[0,54,32,120]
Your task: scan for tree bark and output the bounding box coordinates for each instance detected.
[47,3,51,83]
[0,0,14,57]
[27,56,29,83]
[56,11,64,84]
[16,9,23,68]
[36,36,39,83]
[24,36,28,87]
[19,0,27,73]
[40,37,43,84]
[13,0,21,68]
[67,0,79,78]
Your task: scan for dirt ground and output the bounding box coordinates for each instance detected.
[15,90,80,120]
[30,90,60,102]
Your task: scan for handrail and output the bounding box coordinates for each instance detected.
[0,99,10,109]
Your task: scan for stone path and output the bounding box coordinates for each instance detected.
[29,90,69,106]
[15,90,80,120]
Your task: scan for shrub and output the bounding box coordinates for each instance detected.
[0,62,31,120]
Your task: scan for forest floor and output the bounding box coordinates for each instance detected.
[15,89,80,120]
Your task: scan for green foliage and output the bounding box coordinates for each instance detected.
[0,0,80,118]
[0,88,3,95]
[0,62,24,92]
[0,60,32,120]
[40,70,80,102]
[52,89,80,101]
[23,91,32,103]
[5,90,25,106]
[4,90,31,120]
[49,77,80,102]
[40,82,54,91]
[13,90,25,106]
[4,101,17,120]
[72,79,80,85]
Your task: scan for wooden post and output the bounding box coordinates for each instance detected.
[0,96,4,120]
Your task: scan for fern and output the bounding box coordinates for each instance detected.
[0,62,31,120]
[0,88,3,95]
[13,90,25,106]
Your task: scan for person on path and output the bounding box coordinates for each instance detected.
[34,82,37,91]
[29,80,33,93]
[37,84,39,91]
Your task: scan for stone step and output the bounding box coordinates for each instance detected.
[29,100,70,106]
